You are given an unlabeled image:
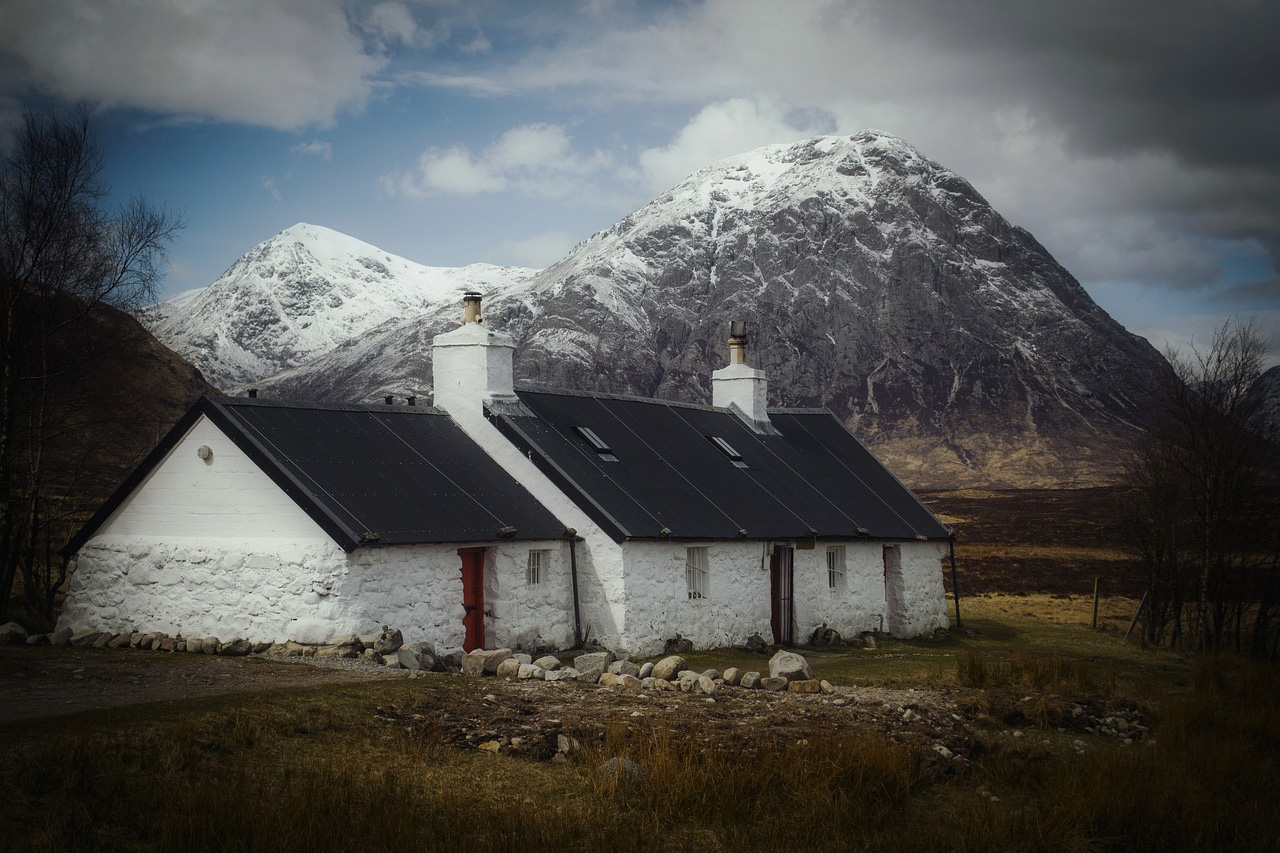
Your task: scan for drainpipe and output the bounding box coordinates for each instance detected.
[566,528,583,648]
[949,535,962,629]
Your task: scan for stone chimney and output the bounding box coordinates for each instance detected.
[712,321,772,432]
[431,292,517,418]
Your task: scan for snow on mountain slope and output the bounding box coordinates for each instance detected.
[143,223,537,388]
[228,133,1171,487]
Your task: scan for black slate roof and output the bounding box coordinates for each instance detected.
[487,389,951,544]
[66,396,568,554]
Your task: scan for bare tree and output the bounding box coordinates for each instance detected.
[1119,319,1279,657]
[0,107,182,621]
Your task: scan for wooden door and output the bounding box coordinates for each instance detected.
[770,546,794,646]
[459,548,485,651]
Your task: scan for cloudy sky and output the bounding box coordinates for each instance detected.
[2,0,1277,360]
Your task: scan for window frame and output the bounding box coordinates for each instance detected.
[526,549,549,586]
[826,545,846,592]
[685,546,709,600]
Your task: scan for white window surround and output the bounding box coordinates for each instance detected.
[685,546,709,600]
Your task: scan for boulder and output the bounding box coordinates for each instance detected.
[158,637,179,652]
[761,676,789,691]
[861,633,878,650]
[820,680,835,694]
[363,648,385,665]
[25,633,50,646]
[534,655,561,671]
[664,634,694,654]
[697,675,717,695]
[651,655,687,681]
[547,667,580,682]
[517,663,545,680]
[700,669,720,681]
[463,648,514,676]
[638,661,654,679]
[598,672,622,687]
[92,633,114,648]
[513,653,533,665]
[741,671,762,689]
[573,651,614,684]
[51,627,73,646]
[396,647,423,671]
[607,660,640,678]
[0,622,29,644]
[373,627,404,655]
[744,633,769,654]
[70,629,100,647]
[617,674,642,690]
[219,638,252,656]
[252,641,273,654]
[810,626,842,646]
[482,648,514,674]
[787,679,822,694]
[722,667,742,686]
[768,650,812,683]
[495,658,521,679]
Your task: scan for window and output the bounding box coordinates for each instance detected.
[827,546,846,591]
[686,547,709,599]
[574,426,618,462]
[526,549,549,585]
[707,435,748,468]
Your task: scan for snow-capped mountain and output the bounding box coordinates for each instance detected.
[165,133,1173,487]
[143,223,537,388]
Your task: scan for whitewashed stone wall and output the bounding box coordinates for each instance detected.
[58,536,576,653]
[615,541,771,656]
[886,540,951,636]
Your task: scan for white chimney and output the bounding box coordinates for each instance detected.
[431,293,517,418]
[712,320,772,432]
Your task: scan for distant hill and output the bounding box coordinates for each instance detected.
[148,132,1172,488]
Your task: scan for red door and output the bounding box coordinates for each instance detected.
[770,546,794,646]
[459,548,485,651]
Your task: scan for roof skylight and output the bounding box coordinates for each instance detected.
[708,435,748,468]
[575,426,618,462]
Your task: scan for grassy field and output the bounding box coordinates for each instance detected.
[3,598,1277,852]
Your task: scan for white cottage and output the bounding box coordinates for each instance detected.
[59,295,951,656]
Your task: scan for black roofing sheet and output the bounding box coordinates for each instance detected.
[492,390,950,543]
[207,397,567,549]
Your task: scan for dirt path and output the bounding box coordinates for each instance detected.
[0,646,395,724]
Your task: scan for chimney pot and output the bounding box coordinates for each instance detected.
[247,389,257,398]
[384,395,394,405]
[462,292,483,325]
[407,395,416,407]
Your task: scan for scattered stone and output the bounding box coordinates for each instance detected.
[548,667,580,682]
[440,650,464,671]
[219,638,252,656]
[740,671,762,689]
[25,633,50,646]
[607,659,641,678]
[761,676,789,692]
[513,653,533,666]
[618,674,643,690]
[810,626,842,645]
[573,651,614,684]
[0,622,29,644]
[651,655,687,681]
[51,627,73,646]
[861,633,878,650]
[70,630,100,647]
[744,633,769,654]
[149,637,164,651]
[663,634,694,654]
[92,633,114,648]
[496,659,522,679]
[596,757,649,791]
[517,663,545,680]
[697,675,717,695]
[700,668,720,681]
[933,744,955,760]
[396,647,423,671]
[557,734,580,755]
[252,641,272,654]
[599,672,622,687]
[158,637,179,652]
[534,655,561,671]
[819,680,835,694]
[129,632,144,649]
[722,667,742,686]
[373,627,404,655]
[478,740,501,754]
[787,679,822,694]
[902,709,922,723]
[637,661,654,679]
[768,650,812,683]
[363,648,384,665]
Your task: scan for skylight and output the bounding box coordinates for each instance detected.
[575,426,618,462]
[708,435,748,468]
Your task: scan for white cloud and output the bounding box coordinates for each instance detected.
[388,123,612,199]
[261,177,282,202]
[394,71,512,96]
[0,0,384,130]
[292,140,333,161]
[638,98,837,193]
[364,3,421,47]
